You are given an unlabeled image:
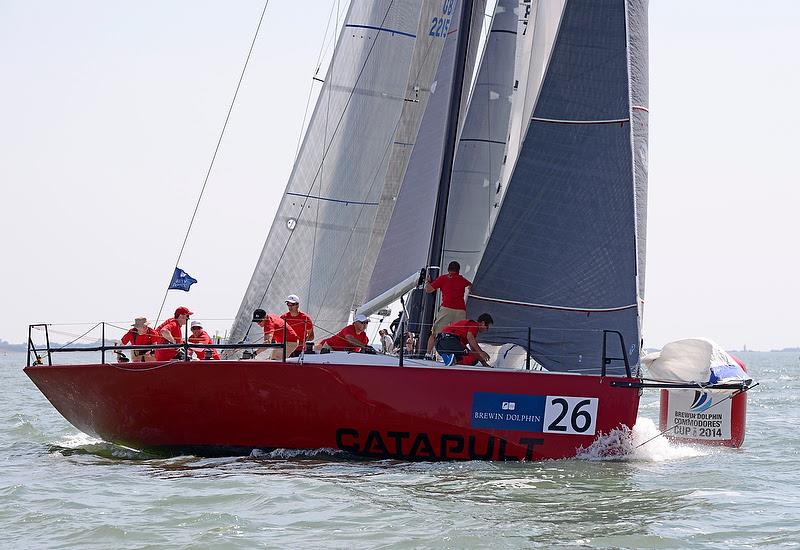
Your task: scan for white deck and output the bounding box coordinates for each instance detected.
[282,351,537,372]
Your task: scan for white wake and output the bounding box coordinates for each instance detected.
[576,417,708,462]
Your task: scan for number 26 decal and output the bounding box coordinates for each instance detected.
[543,396,599,435]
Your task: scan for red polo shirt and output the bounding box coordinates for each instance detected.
[280,310,314,341]
[321,324,368,352]
[154,318,185,361]
[263,313,300,343]
[431,273,471,310]
[441,319,480,347]
[188,329,220,360]
[121,327,159,346]
[155,318,184,343]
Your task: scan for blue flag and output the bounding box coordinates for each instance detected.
[168,267,197,292]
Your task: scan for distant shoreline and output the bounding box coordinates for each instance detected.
[0,341,106,352]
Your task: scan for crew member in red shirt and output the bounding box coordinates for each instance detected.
[188,320,220,360]
[425,260,472,355]
[120,316,159,362]
[435,313,493,366]
[316,313,370,353]
[252,308,300,360]
[154,306,192,361]
[280,294,314,356]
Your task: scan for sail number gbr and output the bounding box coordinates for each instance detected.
[472,393,599,435]
[429,0,455,37]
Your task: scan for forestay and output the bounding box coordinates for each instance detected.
[467,0,649,376]
[228,0,424,345]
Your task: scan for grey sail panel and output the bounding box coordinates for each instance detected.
[467,0,645,375]
[228,0,423,346]
[363,0,486,306]
[442,0,517,279]
[499,0,566,216]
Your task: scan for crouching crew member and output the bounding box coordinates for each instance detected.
[281,294,314,356]
[435,313,493,367]
[121,316,158,362]
[154,306,192,361]
[252,308,300,360]
[316,313,370,353]
[188,320,220,360]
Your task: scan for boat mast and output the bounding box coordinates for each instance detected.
[418,0,475,353]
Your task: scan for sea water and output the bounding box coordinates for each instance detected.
[1,350,798,548]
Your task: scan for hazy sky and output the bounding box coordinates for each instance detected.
[1,1,798,351]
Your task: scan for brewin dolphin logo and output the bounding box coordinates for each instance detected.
[689,391,713,413]
[472,393,545,432]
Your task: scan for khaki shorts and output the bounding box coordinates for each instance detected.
[270,341,299,360]
[433,306,466,333]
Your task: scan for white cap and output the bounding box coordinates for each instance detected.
[354,313,369,323]
[286,294,300,304]
[190,320,203,328]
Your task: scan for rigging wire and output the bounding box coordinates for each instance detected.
[49,323,101,351]
[154,0,271,326]
[292,0,341,160]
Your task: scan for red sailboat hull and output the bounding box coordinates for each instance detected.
[24,360,640,461]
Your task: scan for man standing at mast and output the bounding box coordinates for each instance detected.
[424,260,471,356]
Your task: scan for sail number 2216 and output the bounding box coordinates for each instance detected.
[429,0,455,37]
[543,396,599,435]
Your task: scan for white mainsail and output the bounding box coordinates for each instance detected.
[228,0,425,345]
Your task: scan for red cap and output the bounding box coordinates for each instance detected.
[174,306,193,317]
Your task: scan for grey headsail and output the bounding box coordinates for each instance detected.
[467,0,649,376]
[500,0,566,213]
[227,0,424,346]
[362,0,486,308]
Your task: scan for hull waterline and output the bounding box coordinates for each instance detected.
[24,360,640,461]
